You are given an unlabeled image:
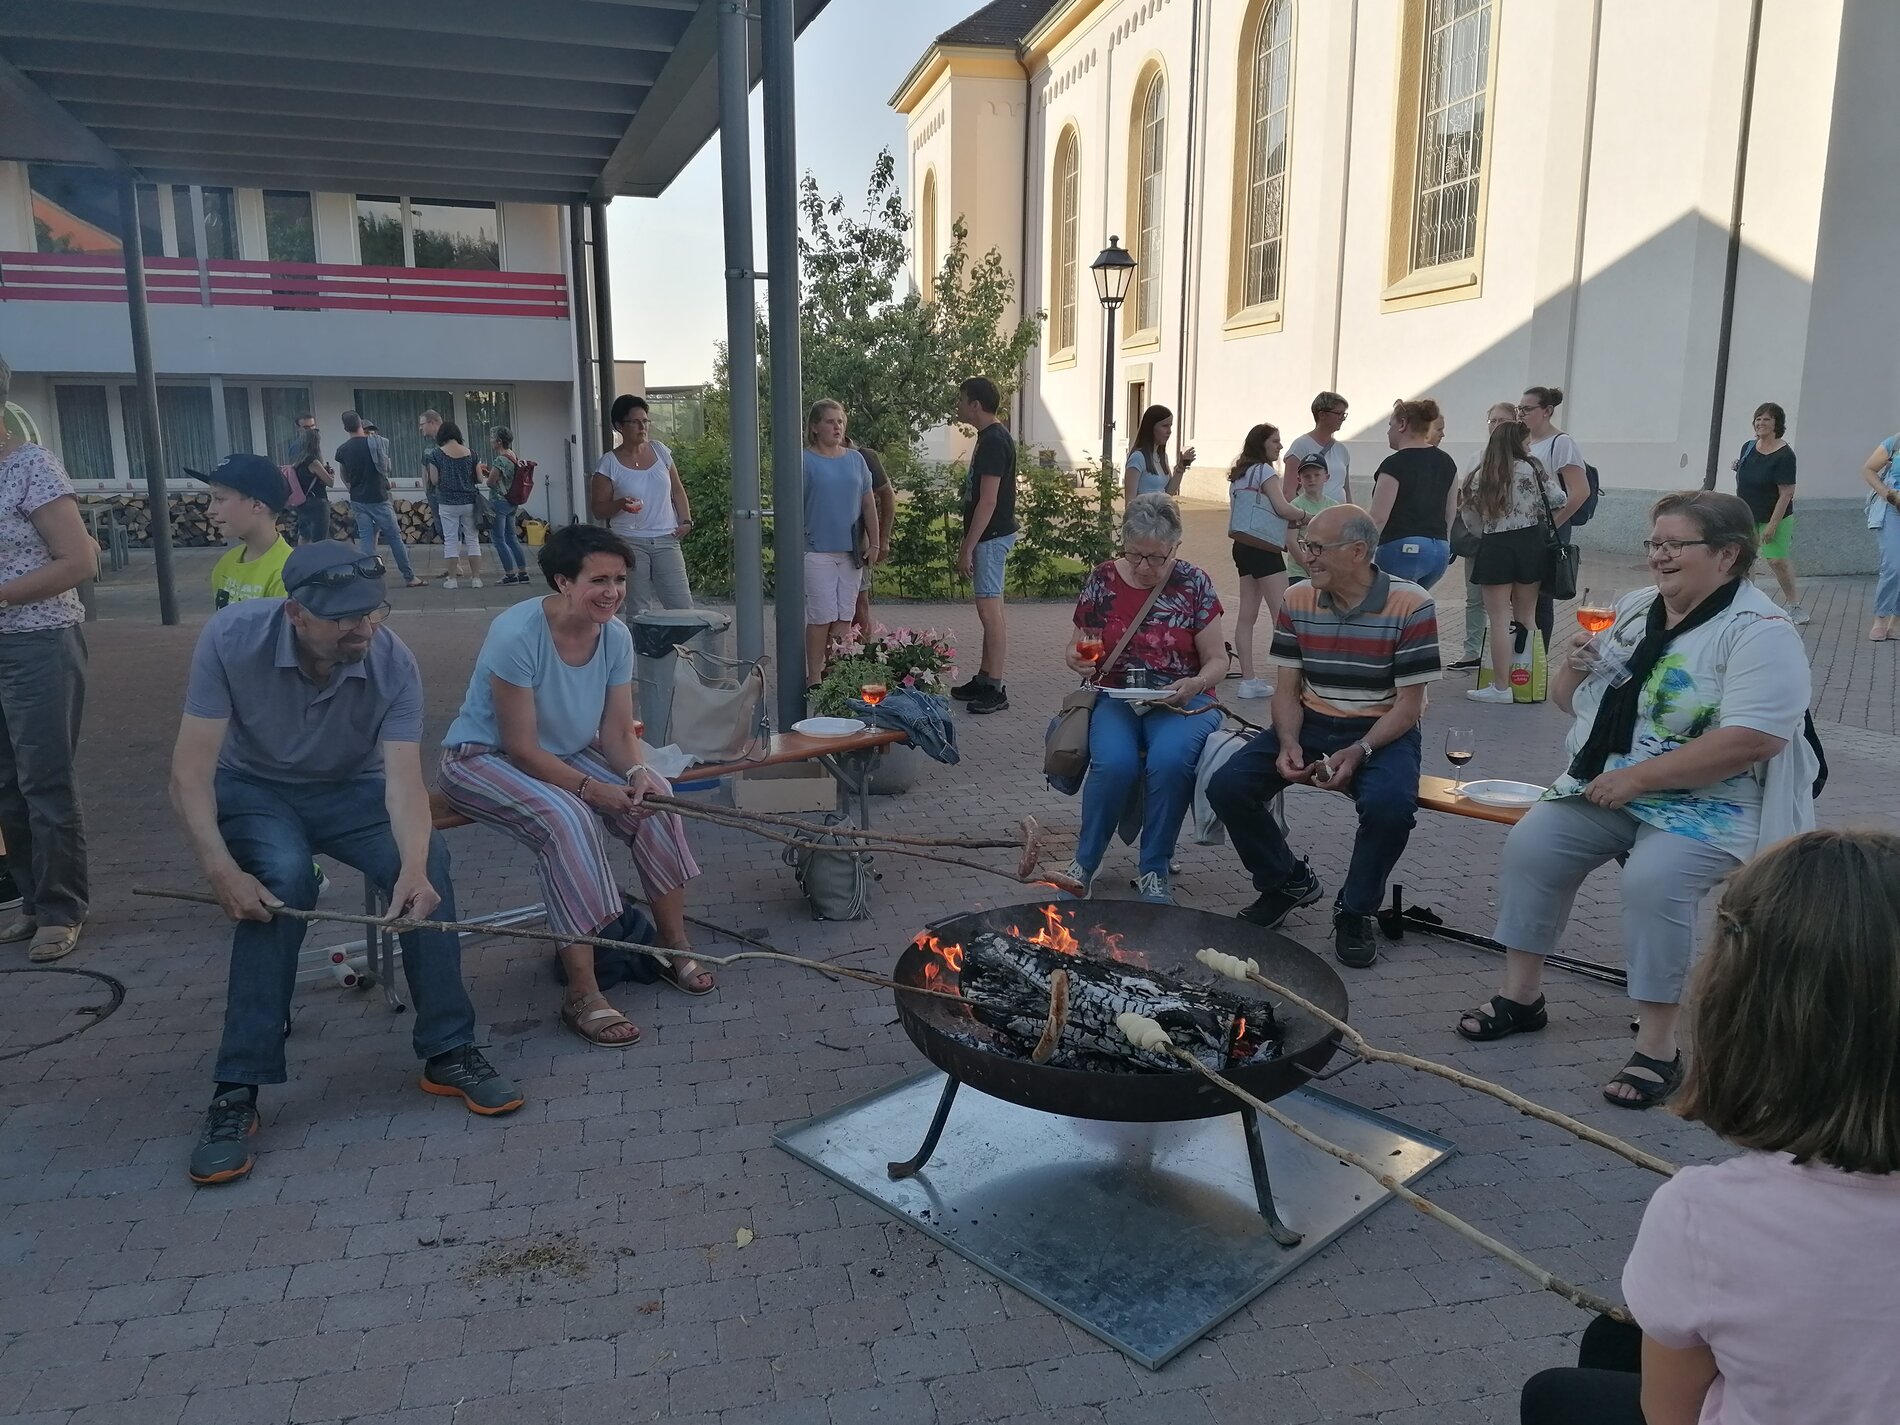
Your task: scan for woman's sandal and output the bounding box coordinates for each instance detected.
[1602,1049,1683,1110]
[1456,993,1548,1042]
[561,991,642,1047]
[658,955,716,996]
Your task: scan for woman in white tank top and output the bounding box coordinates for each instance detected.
[588,395,696,613]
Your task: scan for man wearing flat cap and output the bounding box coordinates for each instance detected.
[169,541,522,1186]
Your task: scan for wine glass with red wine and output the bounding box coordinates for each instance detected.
[1444,727,1475,796]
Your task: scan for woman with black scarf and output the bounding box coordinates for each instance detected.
[1455,492,1817,1109]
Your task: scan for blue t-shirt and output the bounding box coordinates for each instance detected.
[425,449,480,505]
[443,597,634,757]
[802,448,871,553]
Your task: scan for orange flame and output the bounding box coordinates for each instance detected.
[915,932,964,973]
[1009,904,1080,955]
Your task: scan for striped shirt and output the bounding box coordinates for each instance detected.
[1270,567,1441,717]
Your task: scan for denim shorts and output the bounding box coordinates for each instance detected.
[972,532,1018,599]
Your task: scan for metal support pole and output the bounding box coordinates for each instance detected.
[1099,306,1119,474]
[118,175,179,625]
[588,198,617,461]
[718,0,765,665]
[568,202,601,514]
[763,0,805,729]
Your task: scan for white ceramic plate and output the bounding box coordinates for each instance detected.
[1098,686,1172,701]
[1457,778,1546,808]
[793,716,866,737]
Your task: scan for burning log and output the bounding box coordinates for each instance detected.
[946,927,1278,1074]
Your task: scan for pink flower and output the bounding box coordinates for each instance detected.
[903,674,917,687]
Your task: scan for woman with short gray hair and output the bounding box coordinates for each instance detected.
[0,353,97,961]
[1058,493,1225,904]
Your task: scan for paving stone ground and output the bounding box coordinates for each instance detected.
[8,507,1895,1424]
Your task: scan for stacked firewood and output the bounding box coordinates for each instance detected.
[75,494,529,549]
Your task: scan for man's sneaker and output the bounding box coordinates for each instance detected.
[1465,684,1514,704]
[966,683,1009,714]
[1786,603,1810,626]
[0,866,20,913]
[442,577,459,590]
[189,1091,259,1185]
[1334,910,1380,969]
[420,1045,525,1116]
[1056,859,1092,898]
[1236,678,1273,700]
[950,673,993,701]
[1135,871,1175,905]
[1237,862,1323,929]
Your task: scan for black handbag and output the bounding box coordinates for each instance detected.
[1534,463,1580,600]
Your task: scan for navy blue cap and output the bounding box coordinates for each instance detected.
[188,452,289,512]
[282,542,387,619]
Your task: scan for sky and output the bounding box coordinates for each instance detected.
[605,0,977,386]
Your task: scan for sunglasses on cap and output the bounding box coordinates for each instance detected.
[291,555,385,598]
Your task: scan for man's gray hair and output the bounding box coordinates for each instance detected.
[1122,491,1183,546]
[1335,509,1379,551]
[0,353,11,407]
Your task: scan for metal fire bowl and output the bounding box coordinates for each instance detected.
[893,900,1348,1124]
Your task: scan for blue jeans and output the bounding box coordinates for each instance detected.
[489,496,526,573]
[351,500,416,580]
[1206,710,1422,915]
[213,771,475,1085]
[1075,693,1220,878]
[972,532,1018,599]
[1376,538,1450,589]
[1876,511,1900,617]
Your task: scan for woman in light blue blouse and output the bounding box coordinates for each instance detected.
[1122,405,1195,505]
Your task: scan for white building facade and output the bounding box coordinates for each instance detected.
[0,163,588,528]
[896,0,1900,570]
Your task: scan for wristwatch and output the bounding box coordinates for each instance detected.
[1357,739,1375,762]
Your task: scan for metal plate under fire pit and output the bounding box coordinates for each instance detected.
[775,1072,1453,1370]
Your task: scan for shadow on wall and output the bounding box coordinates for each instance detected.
[1024,212,1882,574]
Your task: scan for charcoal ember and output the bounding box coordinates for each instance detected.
[956,931,1278,1072]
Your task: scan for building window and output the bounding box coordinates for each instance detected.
[352,388,457,480]
[920,169,939,296]
[28,164,123,254]
[120,384,254,479]
[460,389,514,456]
[263,192,317,264]
[1237,0,1294,313]
[1411,0,1493,272]
[1131,68,1167,334]
[355,197,501,270]
[262,387,316,463]
[54,386,113,481]
[1049,129,1080,355]
[172,187,239,260]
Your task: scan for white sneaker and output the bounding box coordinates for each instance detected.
[1465,684,1515,704]
[443,577,459,590]
[1236,678,1273,699]
[469,577,483,589]
[1786,603,1810,625]
[1135,871,1175,905]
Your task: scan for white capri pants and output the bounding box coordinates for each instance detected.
[1491,796,1740,1004]
[804,551,858,624]
[439,503,479,559]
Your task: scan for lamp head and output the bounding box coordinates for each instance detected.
[1090,236,1137,310]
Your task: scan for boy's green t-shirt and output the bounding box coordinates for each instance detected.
[1288,493,1338,573]
[210,536,292,609]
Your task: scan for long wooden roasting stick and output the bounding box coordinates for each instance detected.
[1113,1012,1633,1324]
[132,887,1025,1016]
[1195,950,1677,1178]
[645,796,1032,852]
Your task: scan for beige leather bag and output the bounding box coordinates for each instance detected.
[671,647,768,764]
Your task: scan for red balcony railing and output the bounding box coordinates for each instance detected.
[0,251,570,319]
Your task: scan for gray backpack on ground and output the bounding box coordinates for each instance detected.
[784,816,875,921]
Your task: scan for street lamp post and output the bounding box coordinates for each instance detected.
[1090,236,1137,475]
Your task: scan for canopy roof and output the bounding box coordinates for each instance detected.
[0,0,829,203]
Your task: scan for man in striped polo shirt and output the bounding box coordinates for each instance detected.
[1208,506,1440,967]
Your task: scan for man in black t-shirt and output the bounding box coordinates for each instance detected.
[952,376,1017,714]
[335,410,421,585]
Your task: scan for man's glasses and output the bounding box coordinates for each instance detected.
[1122,549,1175,568]
[334,603,392,632]
[1295,537,1357,557]
[291,555,385,600]
[1641,539,1710,558]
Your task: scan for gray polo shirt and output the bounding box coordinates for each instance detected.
[183,599,424,783]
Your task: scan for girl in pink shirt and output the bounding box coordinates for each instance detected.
[1522,828,1900,1425]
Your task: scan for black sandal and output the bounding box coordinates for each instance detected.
[1602,1050,1683,1110]
[1456,994,1548,1042]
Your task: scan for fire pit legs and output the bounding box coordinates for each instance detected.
[1239,1107,1303,1247]
[886,1075,961,1180]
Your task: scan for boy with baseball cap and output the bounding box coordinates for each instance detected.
[195,452,293,607]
